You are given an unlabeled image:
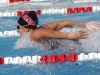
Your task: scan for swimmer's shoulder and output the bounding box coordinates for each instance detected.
[30,28,46,40]
[38,24,53,30]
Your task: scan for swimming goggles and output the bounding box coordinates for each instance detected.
[17,25,29,30]
[17,25,25,30]
[17,25,20,30]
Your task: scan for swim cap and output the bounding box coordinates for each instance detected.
[18,11,38,29]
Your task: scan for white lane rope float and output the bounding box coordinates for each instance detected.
[0,30,19,37]
[0,6,100,17]
[0,53,100,65]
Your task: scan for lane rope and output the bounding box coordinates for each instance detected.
[0,30,19,37]
[0,1,100,66]
[0,6,100,17]
[0,53,100,65]
[0,0,47,4]
[0,0,100,4]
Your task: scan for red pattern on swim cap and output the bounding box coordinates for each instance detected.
[22,14,36,26]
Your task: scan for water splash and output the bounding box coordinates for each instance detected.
[13,27,100,52]
[13,31,83,52]
[81,30,100,52]
[13,32,35,49]
[60,26,100,52]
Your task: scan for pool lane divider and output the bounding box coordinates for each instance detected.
[0,53,100,65]
[0,30,19,37]
[0,0,100,4]
[0,0,46,3]
[0,6,100,17]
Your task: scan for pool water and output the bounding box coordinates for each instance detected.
[0,1,100,75]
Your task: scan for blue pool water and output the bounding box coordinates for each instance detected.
[0,1,100,75]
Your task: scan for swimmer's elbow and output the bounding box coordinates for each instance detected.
[41,30,54,39]
[48,31,56,38]
[46,31,57,39]
[50,31,61,39]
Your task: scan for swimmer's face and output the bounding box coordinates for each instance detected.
[17,23,28,37]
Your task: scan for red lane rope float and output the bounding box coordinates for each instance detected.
[67,6,92,14]
[9,0,30,3]
[17,10,29,16]
[0,57,4,64]
[40,54,78,64]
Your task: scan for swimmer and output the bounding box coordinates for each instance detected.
[17,11,100,44]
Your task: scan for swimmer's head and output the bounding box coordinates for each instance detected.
[18,11,38,29]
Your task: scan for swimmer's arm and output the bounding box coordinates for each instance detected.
[41,24,53,30]
[40,29,87,40]
[43,20,86,30]
[41,30,71,39]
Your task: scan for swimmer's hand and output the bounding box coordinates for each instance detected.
[70,30,88,44]
[85,21,100,32]
[74,39,82,44]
